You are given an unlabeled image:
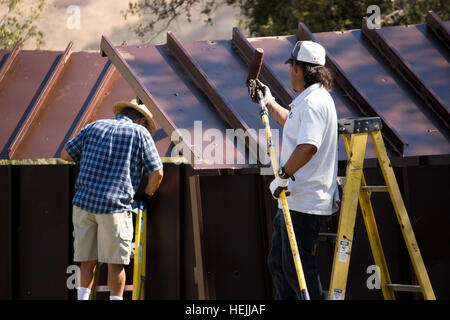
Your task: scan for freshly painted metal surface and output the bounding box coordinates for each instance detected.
[9,43,75,159]
[310,28,449,158]
[0,50,61,158]
[363,20,450,128]
[100,36,253,169]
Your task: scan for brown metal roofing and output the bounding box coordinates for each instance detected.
[363,22,450,126]
[1,11,449,168]
[0,46,174,160]
[307,26,450,158]
[0,49,61,157]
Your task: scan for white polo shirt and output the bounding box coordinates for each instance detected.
[279,83,339,215]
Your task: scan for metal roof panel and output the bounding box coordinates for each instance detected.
[102,39,253,169]
[9,51,108,159]
[0,50,61,157]
[313,29,450,157]
[374,24,450,121]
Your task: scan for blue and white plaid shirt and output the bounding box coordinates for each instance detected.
[65,115,163,214]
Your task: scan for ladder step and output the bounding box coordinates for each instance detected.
[361,186,388,192]
[337,176,388,193]
[319,233,337,243]
[338,117,382,134]
[92,284,134,292]
[385,284,422,293]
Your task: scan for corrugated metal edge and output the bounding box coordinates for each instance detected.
[426,11,450,50]
[0,42,20,84]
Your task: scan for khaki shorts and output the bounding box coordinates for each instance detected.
[72,206,134,265]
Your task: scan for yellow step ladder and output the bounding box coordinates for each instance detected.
[328,117,435,300]
[90,202,148,300]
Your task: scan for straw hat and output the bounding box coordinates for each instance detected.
[113,98,156,135]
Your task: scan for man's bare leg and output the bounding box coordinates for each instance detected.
[78,261,97,300]
[108,263,126,299]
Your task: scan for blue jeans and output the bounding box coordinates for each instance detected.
[267,209,328,300]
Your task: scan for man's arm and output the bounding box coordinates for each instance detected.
[61,125,88,163]
[266,99,289,127]
[60,148,74,162]
[144,168,163,196]
[283,143,317,177]
[269,143,317,199]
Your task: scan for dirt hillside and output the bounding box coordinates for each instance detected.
[24,0,242,51]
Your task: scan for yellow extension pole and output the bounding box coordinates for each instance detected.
[132,203,147,300]
[140,205,147,298]
[132,206,142,300]
[260,105,310,300]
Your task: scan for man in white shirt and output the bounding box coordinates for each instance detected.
[252,41,339,299]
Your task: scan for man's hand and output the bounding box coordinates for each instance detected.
[145,168,163,197]
[255,79,275,107]
[142,193,153,211]
[248,79,275,106]
[269,176,290,199]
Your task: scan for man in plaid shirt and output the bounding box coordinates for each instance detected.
[61,99,163,300]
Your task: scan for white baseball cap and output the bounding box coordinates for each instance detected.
[284,40,326,66]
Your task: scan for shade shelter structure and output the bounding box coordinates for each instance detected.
[0,13,449,299]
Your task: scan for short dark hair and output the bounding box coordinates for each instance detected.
[121,107,145,122]
[293,60,333,91]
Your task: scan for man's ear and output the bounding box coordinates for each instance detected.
[137,117,146,126]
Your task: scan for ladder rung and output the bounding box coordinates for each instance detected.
[385,284,422,293]
[337,179,388,193]
[92,284,134,292]
[361,186,388,192]
[319,233,337,243]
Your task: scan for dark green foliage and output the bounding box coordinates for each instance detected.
[123,0,449,39]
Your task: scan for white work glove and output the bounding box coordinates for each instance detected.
[255,79,275,107]
[269,176,290,199]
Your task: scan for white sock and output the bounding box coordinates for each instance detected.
[109,295,123,300]
[77,287,91,300]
